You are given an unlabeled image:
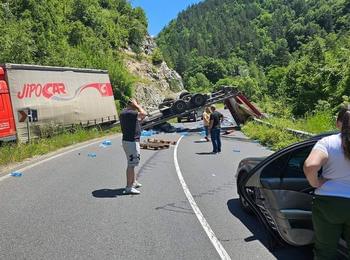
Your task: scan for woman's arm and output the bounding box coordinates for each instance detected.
[303,149,328,188]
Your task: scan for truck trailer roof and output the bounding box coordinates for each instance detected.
[2,63,108,74]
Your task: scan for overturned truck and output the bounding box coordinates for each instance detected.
[142,86,264,130]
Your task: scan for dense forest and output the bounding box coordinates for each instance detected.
[0,0,148,104]
[157,0,350,116]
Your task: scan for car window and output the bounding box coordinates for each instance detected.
[260,153,289,178]
[260,144,314,179]
[283,146,313,178]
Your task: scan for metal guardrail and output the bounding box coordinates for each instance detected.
[253,118,315,139]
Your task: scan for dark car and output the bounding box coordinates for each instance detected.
[177,110,198,123]
[235,132,348,255]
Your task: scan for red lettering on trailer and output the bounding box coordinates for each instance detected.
[16,82,111,101]
[17,83,67,99]
[35,84,42,97]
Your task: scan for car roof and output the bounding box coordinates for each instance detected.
[307,131,338,141]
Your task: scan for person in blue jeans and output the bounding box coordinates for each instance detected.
[209,105,223,154]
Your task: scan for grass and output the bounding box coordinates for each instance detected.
[242,110,336,151]
[167,117,179,124]
[0,125,121,168]
[266,110,336,134]
[215,102,225,110]
[242,122,302,151]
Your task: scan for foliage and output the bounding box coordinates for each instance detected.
[151,47,164,65]
[157,0,350,116]
[243,109,336,150]
[242,121,302,151]
[0,0,148,103]
[187,73,212,92]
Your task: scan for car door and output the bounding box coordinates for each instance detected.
[245,143,315,246]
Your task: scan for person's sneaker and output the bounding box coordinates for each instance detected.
[133,181,142,188]
[124,186,141,195]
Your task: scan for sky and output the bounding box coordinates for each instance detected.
[130,0,203,37]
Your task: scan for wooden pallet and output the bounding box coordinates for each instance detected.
[140,142,170,150]
[147,138,177,145]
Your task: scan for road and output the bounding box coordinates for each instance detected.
[0,120,313,259]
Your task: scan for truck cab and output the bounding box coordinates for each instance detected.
[0,67,16,142]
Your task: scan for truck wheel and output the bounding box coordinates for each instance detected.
[179,91,190,99]
[159,98,174,109]
[158,102,167,109]
[172,100,187,114]
[191,94,206,107]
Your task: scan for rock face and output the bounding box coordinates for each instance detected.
[124,35,184,111]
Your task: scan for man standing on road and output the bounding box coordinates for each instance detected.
[209,105,223,154]
[202,106,211,142]
[120,99,147,194]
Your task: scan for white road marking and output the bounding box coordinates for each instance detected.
[0,138,114,183]
[174,136,232,260]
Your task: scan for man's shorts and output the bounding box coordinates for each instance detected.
[122,141,140,167]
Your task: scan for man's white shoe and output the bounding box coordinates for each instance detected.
[125,186,141,194]
[133,181,142,188]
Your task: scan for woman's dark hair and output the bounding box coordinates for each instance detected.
[338,105,350,159]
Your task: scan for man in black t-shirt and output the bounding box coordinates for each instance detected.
[120,99,146,194]
[209,105,224,154]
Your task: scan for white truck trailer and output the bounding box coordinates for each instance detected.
[0,64,118,143]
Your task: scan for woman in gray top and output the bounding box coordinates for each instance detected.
[304,105,350,260]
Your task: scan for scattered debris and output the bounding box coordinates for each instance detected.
[147,138,177,145]
[141,130,157,137]
[102,140,112,146]
[141,138,177,150]
[100,140,112,148]
[222,118,235,127]
[222,130,235,135]
[88,153,97,158]
[140,142,170,150]
[180,132,189,136]
[10,172,22,177]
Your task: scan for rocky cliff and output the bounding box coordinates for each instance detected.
[123,36,184,111]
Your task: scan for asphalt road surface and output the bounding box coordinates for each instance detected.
[0,120,314,259]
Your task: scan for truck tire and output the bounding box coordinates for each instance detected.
[179,91,190,99]
[171,100,187,114]
[190,94,206,107]
[158,98,174,109]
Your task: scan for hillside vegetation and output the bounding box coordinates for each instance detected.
[157,0,350,117]
[0,0,148,104]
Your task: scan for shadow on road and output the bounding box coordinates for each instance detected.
[227,198,313,260]
[92,188,127,198]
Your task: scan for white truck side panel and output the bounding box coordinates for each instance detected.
[5,64,118,142]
